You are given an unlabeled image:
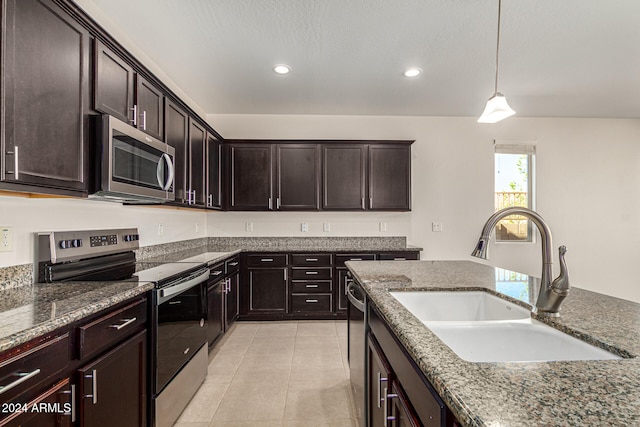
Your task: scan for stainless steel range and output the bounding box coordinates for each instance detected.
[36,228,208,427]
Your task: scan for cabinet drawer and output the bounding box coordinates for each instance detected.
[0,378,72,427]
[209,261,225,279]
[335,254,375,267]
[291,267,332,280]
[225,256,240,274]
[0,333,69,405]
[291,294,332,313]
[290,254,332,267]
[246,254,287,268]
[78,299,147,360]
[378,252,420,261]
[291,281,332,293]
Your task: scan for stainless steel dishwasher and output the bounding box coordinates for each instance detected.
[346,272,367,426]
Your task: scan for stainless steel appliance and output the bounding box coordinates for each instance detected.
[36,229,208,427]
[346,272,367,426]
[91,115,175,203]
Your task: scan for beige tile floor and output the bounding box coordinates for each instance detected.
[173,320,358,427]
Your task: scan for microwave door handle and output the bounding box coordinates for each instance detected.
[157,153,175,191]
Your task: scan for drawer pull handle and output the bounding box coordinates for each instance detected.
[305,258,318,262]
[109,317,137,330]
[229,262,239,266]
[306,299,319,303]
[305,271,319,275]
[394,258,406,261]
[306,285,319,288]
[0,369,40,395]
[351,258,363,261]
[261,258,274,262]
[211,270,223,276]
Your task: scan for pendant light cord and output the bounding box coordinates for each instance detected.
[494,0,502,95]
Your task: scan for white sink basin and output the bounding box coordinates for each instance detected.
[390,290,531,322]
[427,320,622,362]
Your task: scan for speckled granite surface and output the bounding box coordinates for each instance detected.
[207,236,420,252]
[346,260,640,427]
[0,280,154,353]
[0,264,33,291]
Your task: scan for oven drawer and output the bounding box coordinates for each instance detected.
[78,299,147,360]
[0,333,69,406]
[290,254,332,267]
[291,267,332,280]
[225,256,240,275]
[291,294,332,312]
[291,281,332,293]
[246,254,287,268]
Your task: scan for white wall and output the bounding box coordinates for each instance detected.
[0,196,206,266]
[209,114,640,303]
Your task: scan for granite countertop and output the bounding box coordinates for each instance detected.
[0,280,155,353]
[346,260,640,427]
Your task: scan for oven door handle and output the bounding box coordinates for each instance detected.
[158,269,209,303]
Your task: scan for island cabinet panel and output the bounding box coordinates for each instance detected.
[369,305,457,427]
[227,144,274,210]
[368,336,392,427]
[368,145,411,210]
[1,0,89,194]
[322,145,367,210]
[276,144,320,210]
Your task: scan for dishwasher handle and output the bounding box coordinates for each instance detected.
[346,281,365,313]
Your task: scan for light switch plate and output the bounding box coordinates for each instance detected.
[0,226,13,252]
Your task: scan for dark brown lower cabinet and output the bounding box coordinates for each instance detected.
[225,273,240,328]
[0,378,72,427]
[207,278,225,347]
[387,380,421,427]
[77,331,146,427]
[246,268,287,313]
[368,338,392,427]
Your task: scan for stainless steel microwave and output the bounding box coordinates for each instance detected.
[91,115,175,203]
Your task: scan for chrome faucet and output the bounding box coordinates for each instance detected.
[471,207,570,317]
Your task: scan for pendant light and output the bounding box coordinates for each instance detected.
[478,0,515,123]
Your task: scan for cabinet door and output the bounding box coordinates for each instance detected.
[368,338,392,427]
[276,144,319,210]
[189,118,206,206]
[2,0,89,192]
[93,40,134,124]
[322,145,366,210]
[206,133,222,209]
[0,378,73,427]
[78,331,146,427]
[165,100,189,203]
[387,381,420,427]
[368,145,411,210]
[247,268,287,313]
[225,274,240,329]
[228,144,273,210]
[207,280,224,347]
[135,74,164,140]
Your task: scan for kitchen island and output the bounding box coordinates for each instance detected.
[346,260,640,427]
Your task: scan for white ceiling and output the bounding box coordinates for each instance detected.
[85,0,640,118]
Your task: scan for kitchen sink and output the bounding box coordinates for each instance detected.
[390,290,622,362]
[427,320,622,362]
[390,290,531,322]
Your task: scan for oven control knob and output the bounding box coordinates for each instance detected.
[72,239,82,248]
[59,240,68,249]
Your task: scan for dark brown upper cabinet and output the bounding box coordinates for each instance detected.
[276,144,320,210]
[368,144,411,210]
[1,0,90,195]
[322,145,367,210]
[227,144,274,210]
[206,132,222,209]
[94,40,164,140]
[164,99,189,204]
[189,118,207,207]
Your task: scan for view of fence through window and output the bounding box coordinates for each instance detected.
[494,144,535,241]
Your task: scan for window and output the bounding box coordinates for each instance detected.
[494,143,536,242]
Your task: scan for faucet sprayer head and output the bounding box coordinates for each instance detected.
[471,237,489,259]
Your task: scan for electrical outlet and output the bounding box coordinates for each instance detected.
[245,222,253,232]
[0,226,13,252]
[379,222,387,232]
[432,222,443,232]
[157,224,164,236]
[323,222,331,232]
[301,223,309,232]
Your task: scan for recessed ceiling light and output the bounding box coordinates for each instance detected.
[403,68,422,78]
[273,64,291,75]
